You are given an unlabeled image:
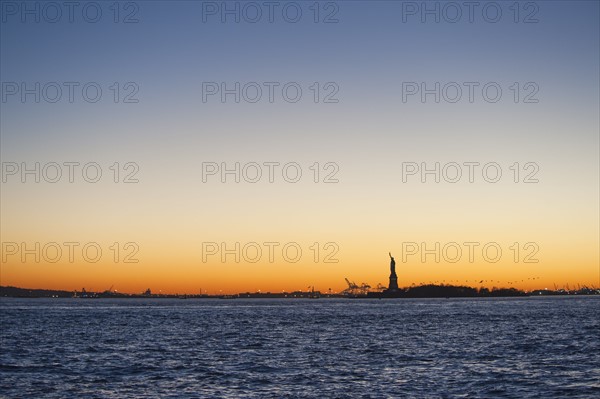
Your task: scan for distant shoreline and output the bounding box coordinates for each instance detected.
[2,285,598,299]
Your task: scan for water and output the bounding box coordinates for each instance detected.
[1,297,599,398]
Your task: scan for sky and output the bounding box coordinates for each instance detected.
[1,0,599,294]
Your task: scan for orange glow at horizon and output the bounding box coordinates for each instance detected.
[2,172,598,295]
[2,254,598,295]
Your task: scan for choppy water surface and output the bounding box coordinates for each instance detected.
[1,297,599,398]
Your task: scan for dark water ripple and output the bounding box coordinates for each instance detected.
[1,297,599,398]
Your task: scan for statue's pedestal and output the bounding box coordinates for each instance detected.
[388,273,398,291]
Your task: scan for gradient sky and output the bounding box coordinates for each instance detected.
[1,0,599,294]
